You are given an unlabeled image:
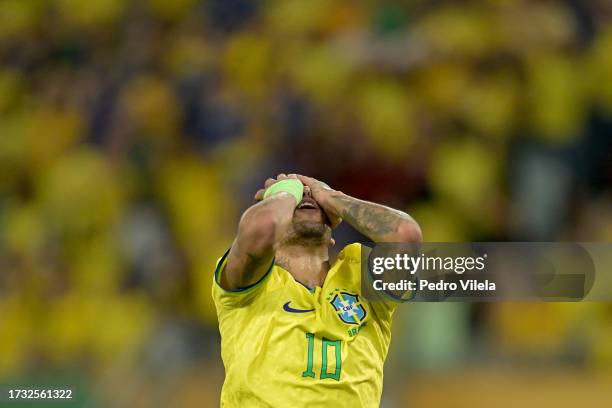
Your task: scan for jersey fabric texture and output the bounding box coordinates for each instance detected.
[212,243,396,407]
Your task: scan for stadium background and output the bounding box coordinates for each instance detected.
[1,0,612,406]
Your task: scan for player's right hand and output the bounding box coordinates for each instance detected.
[254,173,300,202]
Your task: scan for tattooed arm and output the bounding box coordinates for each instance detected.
[222,174,298,290]
[297,175,422,243]
[330,194,422,243]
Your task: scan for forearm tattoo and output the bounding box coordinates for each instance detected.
[332,195,411,242]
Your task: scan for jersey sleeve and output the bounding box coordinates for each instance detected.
[212,247,274,310]
[351,243,400,324]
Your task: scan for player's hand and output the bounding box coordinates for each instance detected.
[254,173,300,202]
[295,175,342,229]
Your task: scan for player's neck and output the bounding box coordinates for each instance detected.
[275,245,330,289]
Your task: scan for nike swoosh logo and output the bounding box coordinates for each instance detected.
[283,301,315,313]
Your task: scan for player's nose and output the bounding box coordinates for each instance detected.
[303,186,311,196]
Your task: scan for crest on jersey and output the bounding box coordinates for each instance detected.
[328,291,366,325]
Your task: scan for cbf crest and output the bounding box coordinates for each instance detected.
[327,289,366,325]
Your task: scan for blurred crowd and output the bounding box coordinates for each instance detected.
[1,0,612,405]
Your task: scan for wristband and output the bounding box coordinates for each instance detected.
[263,179,304,205]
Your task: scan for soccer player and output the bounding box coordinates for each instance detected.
[212,174,421,407]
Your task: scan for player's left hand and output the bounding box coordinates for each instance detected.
[295,174,342,229]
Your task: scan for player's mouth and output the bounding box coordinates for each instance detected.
[296,198,320,211]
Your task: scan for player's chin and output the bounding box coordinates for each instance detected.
[292,220,330,241]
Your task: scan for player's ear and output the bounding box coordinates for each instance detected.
[329,238,336,247]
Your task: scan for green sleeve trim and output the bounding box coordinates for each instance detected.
[214,247,274,294]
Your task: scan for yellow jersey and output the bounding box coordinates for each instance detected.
[212,243,396,407]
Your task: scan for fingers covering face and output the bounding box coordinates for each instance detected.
[296,174,315,187]
[264,178,276,188]
[259,174,307,201]
[254,189,265,201]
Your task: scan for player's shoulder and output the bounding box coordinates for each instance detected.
[336,242,367,263]
[212,248,282,307]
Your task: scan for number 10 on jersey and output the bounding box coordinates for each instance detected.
[302,333,342,381]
